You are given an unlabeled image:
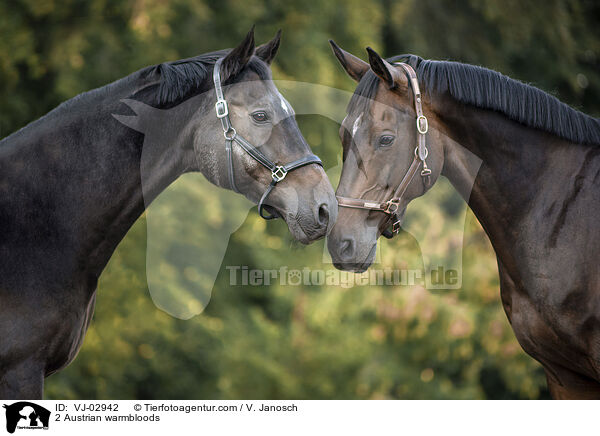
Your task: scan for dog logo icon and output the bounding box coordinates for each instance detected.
[3,402,50,433]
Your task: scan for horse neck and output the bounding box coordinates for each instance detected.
[1,75,201,282]
[433,96,592,282]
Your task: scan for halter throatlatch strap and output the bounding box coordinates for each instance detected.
[336,62,431,238]
[213,57,323,220]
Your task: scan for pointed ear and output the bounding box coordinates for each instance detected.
[366,47,404,89]
[220,26,256,82]
[256,29,281,65]
[329,40,369,82]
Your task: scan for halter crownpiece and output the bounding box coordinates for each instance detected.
[336,62,431,238]
[213,57,323,220]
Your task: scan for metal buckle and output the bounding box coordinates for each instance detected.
[271,166,287,182]
[418,151,432,176]
[416,115,428,134]
[392,220,401,233]
[384,199,399,215]
[215,99,228,118]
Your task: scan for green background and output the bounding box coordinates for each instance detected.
[1,0,598,399]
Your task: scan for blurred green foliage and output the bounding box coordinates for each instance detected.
[1,0,598,399]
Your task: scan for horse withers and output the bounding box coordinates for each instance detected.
[326,41,600,399]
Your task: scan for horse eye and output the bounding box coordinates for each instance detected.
[251,111,269,123]
[379,135,395,147]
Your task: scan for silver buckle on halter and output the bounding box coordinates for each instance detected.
[392,220,401,234]
[384,199,399,215]
[416,115,428,134]
[272,166,287,182]
[215,99,228,118]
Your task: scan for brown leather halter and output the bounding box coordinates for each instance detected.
[336,63,431,239]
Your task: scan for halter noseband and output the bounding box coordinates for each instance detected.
[336,62,431,238]
[213,57,323,220]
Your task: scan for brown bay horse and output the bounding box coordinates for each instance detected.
[326,41,600,399]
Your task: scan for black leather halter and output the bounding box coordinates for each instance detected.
[213,57,323,220]
[336,62,431,238]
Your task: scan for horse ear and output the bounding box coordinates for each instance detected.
[256,29,282,65]
[220,26,256,82]
[366,47,404,89]
[329,40,369,82]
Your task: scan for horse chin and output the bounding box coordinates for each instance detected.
[284,218,312,245]
[259,204,318,244]
[332,262,371,273]
[332,242,377,273]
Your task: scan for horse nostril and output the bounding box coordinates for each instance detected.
[339,238,355,261]
[317,203,329,227]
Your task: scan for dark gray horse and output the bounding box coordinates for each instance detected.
[326,42,600,399]
[0,29,336,399]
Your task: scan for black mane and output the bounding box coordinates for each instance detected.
[144,49,271,106]
[348,54,600,146]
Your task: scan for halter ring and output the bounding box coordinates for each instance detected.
[223,127,237,140]
[414,146,428,160]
